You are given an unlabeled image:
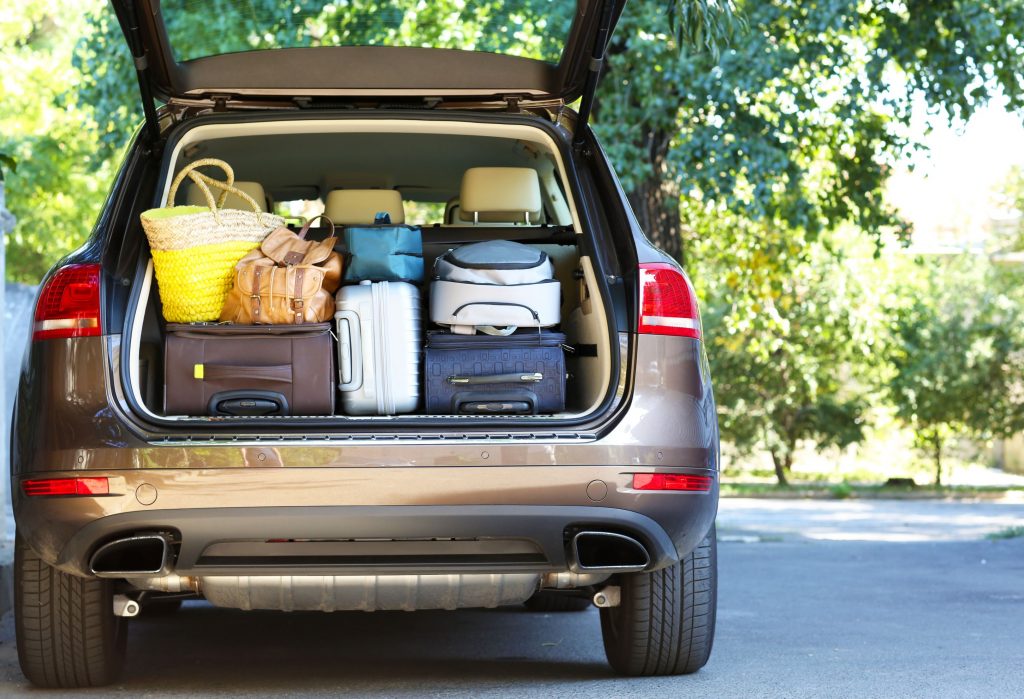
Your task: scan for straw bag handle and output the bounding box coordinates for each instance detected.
[166,159,269,226]
[166,158,234,208]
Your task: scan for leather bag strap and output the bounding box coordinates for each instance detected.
[292,268,305,323]
[296,214,336,240]
[251,267,264,322]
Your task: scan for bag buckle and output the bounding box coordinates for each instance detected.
[282,251,304,266]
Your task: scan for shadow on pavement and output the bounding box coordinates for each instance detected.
[117,604,613,692]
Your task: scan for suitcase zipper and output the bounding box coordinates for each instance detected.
[447,372,544,385]
[427,335,565,351]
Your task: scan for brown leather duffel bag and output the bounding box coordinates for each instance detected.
[220,215,342,324]
[164,322,335,416]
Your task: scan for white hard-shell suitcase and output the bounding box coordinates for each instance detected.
[334,281,421,415]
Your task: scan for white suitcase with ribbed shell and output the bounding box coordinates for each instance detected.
[334,281,421,415]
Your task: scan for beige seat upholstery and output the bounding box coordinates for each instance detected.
[185,180,270,212]
[324,189,405,225]
[458,167,543,225]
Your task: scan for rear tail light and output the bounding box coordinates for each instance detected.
[22,477,110,497]
[637,263,701,339]
[33,263,102,342]
[632,473,713,492]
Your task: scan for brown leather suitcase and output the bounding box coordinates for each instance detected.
[164,323,335,416]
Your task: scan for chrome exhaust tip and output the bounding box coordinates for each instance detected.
[90,533,173,578]
[570,531,650,573]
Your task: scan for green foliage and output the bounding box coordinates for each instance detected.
[887,254,1024,485]
[986,526,1024,541]
[0,0,114,283]
[829,482,853,499]
[667,0,742,60]
[0,153,16,179]
[694,225,875,484]
[592,0,1024,261]
[876,1,1024,118]
[994,166,1024,253]
[591,0,1024,481]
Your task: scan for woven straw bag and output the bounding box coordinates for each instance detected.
[140,158,285,322]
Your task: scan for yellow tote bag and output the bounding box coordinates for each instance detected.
[140,158,285,322]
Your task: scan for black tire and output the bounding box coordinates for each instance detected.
[600,526,717,676]
[14,536,127,688]
[524,590,593,612]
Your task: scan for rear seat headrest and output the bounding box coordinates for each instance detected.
[459,167,543,224]
[325,189,405,225]
[185,180,270,212]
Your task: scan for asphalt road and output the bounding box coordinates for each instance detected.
[0,499,1021,698]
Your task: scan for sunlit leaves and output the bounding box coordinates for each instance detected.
[1,0,114,283]
[886,252,1024,481]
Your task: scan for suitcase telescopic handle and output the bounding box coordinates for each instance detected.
[336,309,364,393]
[447,372,543,385]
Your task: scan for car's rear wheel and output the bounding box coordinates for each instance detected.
[14,536,127,688]
[524,590,593,612]
[600,526,717,676]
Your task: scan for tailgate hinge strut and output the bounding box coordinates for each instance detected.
[111,1,161,147]
[573,0,618,149]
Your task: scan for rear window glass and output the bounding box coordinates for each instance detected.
[162,0,575,64]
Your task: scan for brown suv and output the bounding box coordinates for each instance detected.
[11,0,719,688]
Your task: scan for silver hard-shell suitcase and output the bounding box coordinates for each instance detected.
[334,281,421,415]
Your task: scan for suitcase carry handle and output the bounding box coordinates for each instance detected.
[447,372,543,385]
[452,390,538,415]
[458,401,533,414]
[336,309,364,392]
[208,390,289,416]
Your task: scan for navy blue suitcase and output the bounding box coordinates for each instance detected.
[424,331,566,414]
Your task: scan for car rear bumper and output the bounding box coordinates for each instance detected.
[14,332,719,578]
[15,465,718,578]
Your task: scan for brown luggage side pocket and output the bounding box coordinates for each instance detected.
[199,364,293,383]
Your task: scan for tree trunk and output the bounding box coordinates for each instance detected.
[932,434,943,487]
[626,169,685,264]
[769,450,790,486]
[597,36,685,264]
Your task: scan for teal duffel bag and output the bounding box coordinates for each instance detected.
[342,213,424,283]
